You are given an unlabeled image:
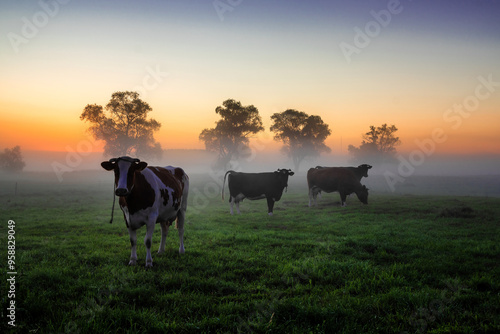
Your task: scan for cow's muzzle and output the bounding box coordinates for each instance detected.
[115,188,130,197]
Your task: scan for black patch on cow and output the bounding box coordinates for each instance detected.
[130,238,136,247]
[149,167,184,211]
[145,239,151,249]
[121,171,156,215]
[160,189,170,206]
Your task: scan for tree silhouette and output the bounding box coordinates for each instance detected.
[0,146,26,172]
[199,99,264,170]
[348,123,400,164]
[270,109,331,171]
[80,91,162,159]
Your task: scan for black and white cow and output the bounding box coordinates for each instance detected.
[222,169,294,215]
[101,156,189,267]
[307,167,368,207]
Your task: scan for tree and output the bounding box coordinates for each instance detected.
[80,91,162,159]
[199,99,264,169]
[348,123,400,164]
[270,109,331,171]
[0,146,26,172]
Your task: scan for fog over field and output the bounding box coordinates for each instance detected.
[2,149,499,198]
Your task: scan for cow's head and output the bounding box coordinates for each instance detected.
[356,185,369,204]
[274,169,295,189]
[358,164,373,177]
[101,156,148,196]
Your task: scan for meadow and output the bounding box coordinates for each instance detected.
[1,171,499,333]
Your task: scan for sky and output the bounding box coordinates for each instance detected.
[1,0,500,159]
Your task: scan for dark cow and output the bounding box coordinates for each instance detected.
[222,169,295,215]
[315,164,372,181]
[307,167,368,207]
[101,156,189,267]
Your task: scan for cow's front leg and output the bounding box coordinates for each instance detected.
[128,228,138,266]
[340,193,347,207]
[266,197,275,216]
[158,221,170,255]
[144,222,155,267]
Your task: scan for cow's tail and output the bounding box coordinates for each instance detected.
[222,170,234,201]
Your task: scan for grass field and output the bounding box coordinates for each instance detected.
[1,172,499,333]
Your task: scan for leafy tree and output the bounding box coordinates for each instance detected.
[199,99,264,170]
[348,123,400,164]
[270,109,331,171]
[80,91,162,159]
[0,146,26,172]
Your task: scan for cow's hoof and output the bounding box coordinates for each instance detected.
[145,261,153,268]
[128,259,137,266]
[157,250,164,255]
[268,212,273,216]
[179,247,185,254]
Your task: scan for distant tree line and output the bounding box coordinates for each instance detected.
[80,92,400,171]
[200,98,400,171]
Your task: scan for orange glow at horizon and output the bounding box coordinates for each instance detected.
[2,95,499,155]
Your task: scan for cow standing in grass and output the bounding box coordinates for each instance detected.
[314,164,372,201]
[222,169,294,215]
[307,167,368,207]
[101,156,189,267]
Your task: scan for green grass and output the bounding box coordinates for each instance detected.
[1,173,499,333]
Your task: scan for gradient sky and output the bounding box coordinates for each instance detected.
[1,0,500,156]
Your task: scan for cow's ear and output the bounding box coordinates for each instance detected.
[101,161,115,171]
[136,161,148,171]
[288,171,295,176]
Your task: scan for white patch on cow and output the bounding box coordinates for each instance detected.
[116,160,132,190]
[229,193,246,214]
[121,205,131,226]
[149,172,178,222]
[125,207,150,231]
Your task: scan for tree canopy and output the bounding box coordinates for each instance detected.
[199,99,264,169]
[270,109,331,171]
[0,146,26,172]
[348,123,400,164]
[80,91,162,159]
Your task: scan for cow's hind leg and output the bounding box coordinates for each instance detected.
[128,228,138,266]
[235,200,241,214]
[158,221,170,254]
[308,187,318,207]
[229,197,235,215]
